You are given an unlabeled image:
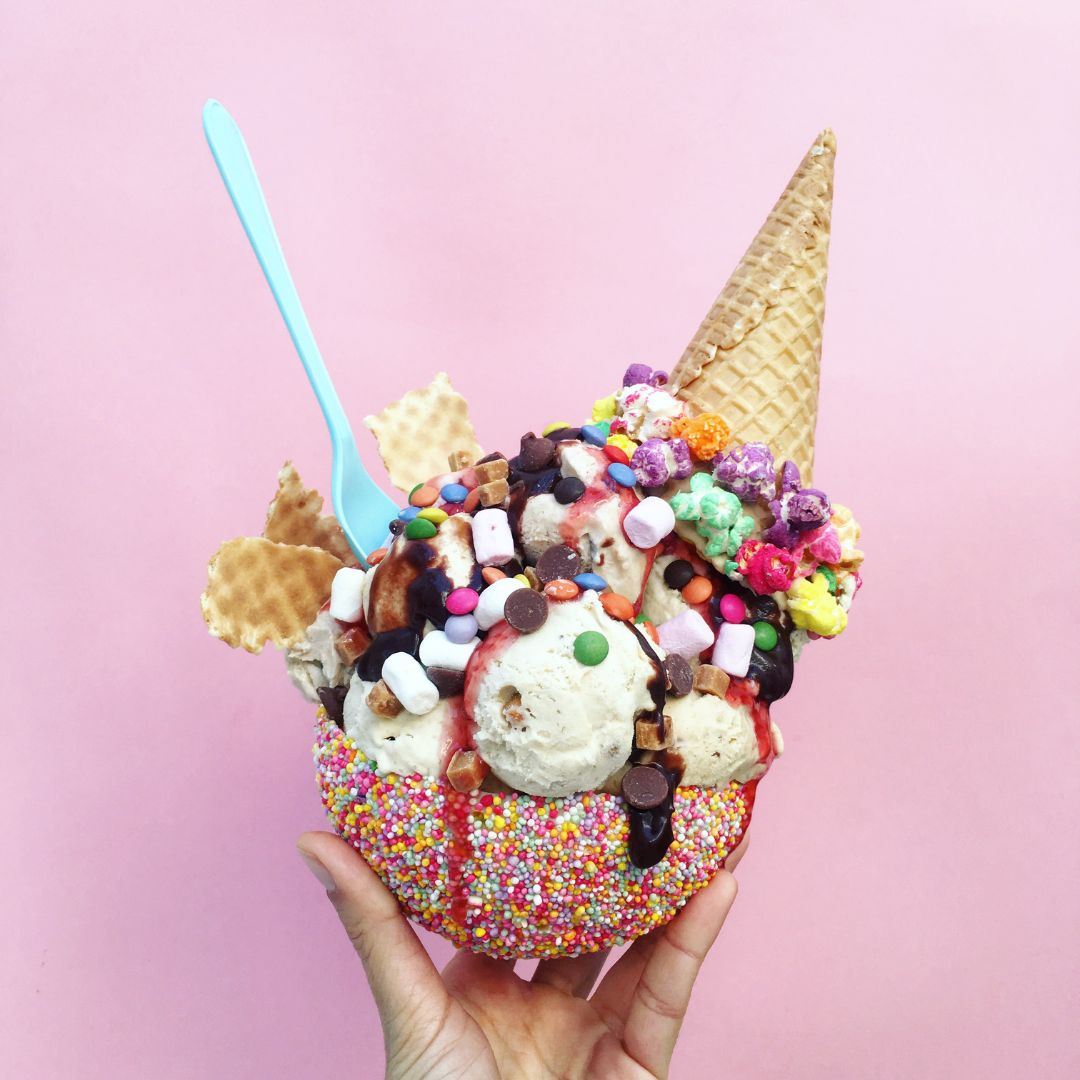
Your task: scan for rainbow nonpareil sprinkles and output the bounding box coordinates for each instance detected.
[314,712,752,959]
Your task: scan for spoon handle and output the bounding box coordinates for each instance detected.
[202,100,353,447]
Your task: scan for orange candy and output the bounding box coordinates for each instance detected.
[481,566,507,584]
[463,488,481,512]
[409,484,440,507]
[600,592,635,621]
[673,413,731,461]
[681,575,714,604]
[367,547,388,566]
[639,619,660,644]
[544,579,580,601]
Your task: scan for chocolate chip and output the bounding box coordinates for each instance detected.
[504,588,548,633]
[662,655,693,697]
[388,518,406,535]
[427,666,466,698]
[317,685,349,729]
[476,451,507,465]
[535,544,582,584]
[518,433,557,471]
[553,477,586,504]
[500,558,524,578]
[621,764,670,810]
[546,427,582,442]
[663,559,694,590]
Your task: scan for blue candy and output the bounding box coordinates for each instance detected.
[581,424,607,446]
[607,462,636,488]
[440,482,469,503]
[398,505,421,521]
[573,572,608,592]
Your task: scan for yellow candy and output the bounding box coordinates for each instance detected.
[417,506,448,524]
[788,572,848,637]
[542,421,572,436]
[514,573,531,586]
[606,432,638,456]
[591,395,617,422]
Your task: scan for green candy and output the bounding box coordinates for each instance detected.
[818,565,838,594]
[752,621,778,651]
[405,517,438,540]
[573,630,609,666]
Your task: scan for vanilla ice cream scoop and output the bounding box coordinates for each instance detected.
[465,591,660,797]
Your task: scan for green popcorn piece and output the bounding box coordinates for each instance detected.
[671,471,755,559]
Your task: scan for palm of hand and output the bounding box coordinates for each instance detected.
[299,832,745,1080]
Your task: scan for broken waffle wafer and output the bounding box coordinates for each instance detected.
[202,537,342,653]
[263,462,358,566]
[363,372,483,493]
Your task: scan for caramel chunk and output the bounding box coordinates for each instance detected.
[693,664,731,698]
[335,624,372,665]
[477,479,509,507]
[448,449,475,471]
[635,715,674,751]
[474,458,510,485]
[366,679,403,718]
[446,749,490,792]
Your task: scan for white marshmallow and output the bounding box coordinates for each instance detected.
[329,567,366,623]
[657,609,715,659]
[381,652,439,715]
[712,622,756,677]
[419,629,480,672]
[475,577,527,630]
[471,508,516,567]
[623,496,676,549]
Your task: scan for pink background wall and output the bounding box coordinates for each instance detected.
[4,3,1078,1077]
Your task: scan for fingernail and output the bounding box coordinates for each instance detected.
[298,849,337,893]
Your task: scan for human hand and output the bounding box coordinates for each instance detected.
[297,831,747,1080]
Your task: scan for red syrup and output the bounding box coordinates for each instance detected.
[725,677,776,772]
[441,621,518,927]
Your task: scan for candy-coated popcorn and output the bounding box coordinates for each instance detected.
[829,503,865,570]
[713,442,776,503]
[621,363,668,387]
[764,460,831,549]
[672,412,731,461]
[671,472,755,559]
[630,437,692,488]
[735,539,799,595]
[615,384,686,440]
[787,572,848,636]
[591,395,617,422]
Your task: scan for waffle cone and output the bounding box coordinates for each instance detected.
[201,537,342,653]
[364,372,483,493]
[669,130,835,483]
[263,461,358,566]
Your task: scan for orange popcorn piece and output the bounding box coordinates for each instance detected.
[673,413,731,461]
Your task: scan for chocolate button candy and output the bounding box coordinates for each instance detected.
[504,588,548,633]
[518,434,557,472]
[535,544,582,584]
[662,654,693,697]
[553,476,586,504]
[621,764,670,810]
[316,685,349,729]
[663,559,694,590]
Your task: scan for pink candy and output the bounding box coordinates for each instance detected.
[718,594,746,623]
[446,587,480,615]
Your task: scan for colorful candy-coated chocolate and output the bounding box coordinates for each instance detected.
[405,518,438,540]
[573,630,609,665]
[607,462,636,487]
[681,576,714,605]
[410,484,440,507]
[600,592,635,622]
[752,620,779,651]
[544,579,580,601]
[580,424,607,446]
[542,421,572,436]
[573,572,607,592]
[446,587,480,615]
[398,506,421,521]
[417,507,448,525]
[604,443,630,466]
[444,613,479,644]
[718,593,747,623]
[440,482,469,503]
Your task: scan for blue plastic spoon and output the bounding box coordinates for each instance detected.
[202,99,397,566]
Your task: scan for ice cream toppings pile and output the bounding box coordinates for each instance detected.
[275,360,862,870]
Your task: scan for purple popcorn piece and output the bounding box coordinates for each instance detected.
[779,459,802,493]
[670,437,693,479]
[622,363,653,387]
[712,442,776,502]
[786,488,831,532]
[631,438,671,488]
[648,369,669,387]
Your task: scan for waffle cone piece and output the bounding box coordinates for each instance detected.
[669,130,835,483]
[201,537,342,653]
[264,461,358,566]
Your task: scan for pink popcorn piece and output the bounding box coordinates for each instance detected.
[712,622,756,677]
[656,609,715,659]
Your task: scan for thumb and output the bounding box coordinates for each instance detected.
[296,832,445,1027]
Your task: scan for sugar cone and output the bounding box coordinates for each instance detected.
[669,130,835,483]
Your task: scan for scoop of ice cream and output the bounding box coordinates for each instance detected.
[343,671,448,777]
[286,609,349,702]
[466,592,659,797]
[667,688,763,787]
[518,443,649,601]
